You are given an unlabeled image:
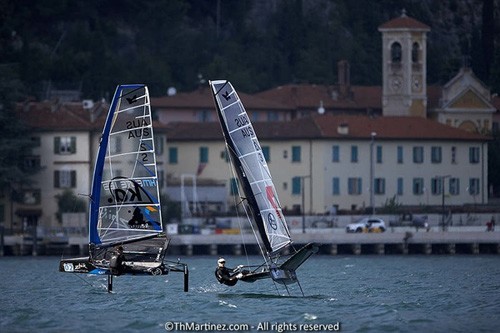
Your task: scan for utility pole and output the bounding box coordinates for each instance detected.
[370,132,377,216]
[440,175,451,231]
[301,176,310,233]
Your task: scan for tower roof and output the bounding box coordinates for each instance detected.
[378,9,430,31]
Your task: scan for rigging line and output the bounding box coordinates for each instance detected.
[72,272,98,290]
[225,146,251,268]
[271,278,280,295]
[230,144,291,245]
[226,125,290,254]
[225,145,266,267]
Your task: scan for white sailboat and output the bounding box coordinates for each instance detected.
[209,80,318,294]
[59,84,188,292]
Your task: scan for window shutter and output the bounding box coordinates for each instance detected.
[71,171,76,187]
[54,137,60,154]
[70,137,76,154]
[54,171,60,188]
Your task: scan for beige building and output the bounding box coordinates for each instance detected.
[162,115,488,214]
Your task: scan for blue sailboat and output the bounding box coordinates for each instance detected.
[59,84,188,292]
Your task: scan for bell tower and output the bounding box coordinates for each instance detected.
[378,10,430,117]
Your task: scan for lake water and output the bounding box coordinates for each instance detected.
[1,255,499,332]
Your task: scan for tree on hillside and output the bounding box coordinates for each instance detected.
[0,65,35,192]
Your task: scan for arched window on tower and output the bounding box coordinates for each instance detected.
[412,42,419,63]
[391,42,402,63]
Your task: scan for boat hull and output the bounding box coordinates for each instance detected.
[59,257,176,276]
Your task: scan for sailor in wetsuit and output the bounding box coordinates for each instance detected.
[109,246,126,275]
[215,257,244,286]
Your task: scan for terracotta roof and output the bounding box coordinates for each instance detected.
[255,84,382,111]
[311,115,488,141]
[17,101,96,131]
[151,86,287,110]
[378,12,430,31]
[152,83,446,114]
[162,115,489,142]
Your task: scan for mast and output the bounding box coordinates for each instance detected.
[88,85,123,245]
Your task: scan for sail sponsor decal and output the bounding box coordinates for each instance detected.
[127,206,161,230]
[267,212,278,230]
[265,185,282,220]
[103,177,157,205]
[98,176,162,231]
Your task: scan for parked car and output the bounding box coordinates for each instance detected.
[389,214,429,231]
[346,217,386,233]
[412,215,429,230]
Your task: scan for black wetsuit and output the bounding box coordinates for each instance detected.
[215,266,238,286]
[110,252,125,275]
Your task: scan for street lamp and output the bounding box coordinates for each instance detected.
[370,132,377,216]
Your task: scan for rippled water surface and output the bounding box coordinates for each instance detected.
[1,255,499,332]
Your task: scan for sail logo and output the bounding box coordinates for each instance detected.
[267,213,278,230]
[126,95,138,104]
[105,177,155,205]
[222,90,231,101]
[128,207,159,229]
[265,185,282,220]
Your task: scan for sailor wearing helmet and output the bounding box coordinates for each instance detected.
[215,257,244,286]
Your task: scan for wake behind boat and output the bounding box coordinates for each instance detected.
[209,80,318,295]
[59,84,188,292]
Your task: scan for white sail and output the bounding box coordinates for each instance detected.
[210,80,292,255]
[90,85,162,245]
